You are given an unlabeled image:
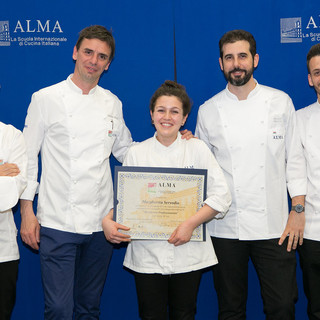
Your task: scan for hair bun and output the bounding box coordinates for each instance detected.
[163,80,185,91]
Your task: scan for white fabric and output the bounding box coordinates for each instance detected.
[123,133,231,274]
[21,75,132,234]
[0,122,27,263]
[296,101,320,241]
[195,82,306,240]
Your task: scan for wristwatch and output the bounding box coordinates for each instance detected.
[291,204,305,213]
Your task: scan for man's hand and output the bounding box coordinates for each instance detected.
[180,129,194,140]
[0,162,20,177]
[20,200,40,250]
[279,195,305,252]
[102,210,131,244]
[279,210,305,252]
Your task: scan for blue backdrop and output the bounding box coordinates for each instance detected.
[1,0,318,318]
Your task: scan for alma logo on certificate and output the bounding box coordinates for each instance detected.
[148,182,176,194]
[147,182,156,193]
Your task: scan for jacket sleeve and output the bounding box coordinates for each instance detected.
[20,92,45,200]
[285,99,307,198]
[200,141,231,218]
[0,128,27,212]
[111,99,134,164]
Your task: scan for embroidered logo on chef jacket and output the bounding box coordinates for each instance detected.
[272,115,285,140]
[272,131,284,140]
[107,119,117,138]
[106,116,120,138]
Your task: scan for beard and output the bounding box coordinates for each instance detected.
[224,65,254,87]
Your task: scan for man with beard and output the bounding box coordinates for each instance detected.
[295,43,320,320]
[195,29,306,319]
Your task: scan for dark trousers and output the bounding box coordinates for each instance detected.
[40,226,113,320]
[211,237,298,320]
[0,259,19,320]
[133,270,202,320]
[298,239,320,320]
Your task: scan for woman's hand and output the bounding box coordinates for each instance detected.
[168,220,194,246]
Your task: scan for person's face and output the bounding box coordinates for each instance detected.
[219,40,259,87]
[151,95,188,146]
[72,38,111,86]
[308,55,320,99]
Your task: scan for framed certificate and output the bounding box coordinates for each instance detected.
[113,166,207,241]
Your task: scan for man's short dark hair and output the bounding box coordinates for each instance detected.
[307,43,320,73]
[219,29,256,59]
[75,25,115,61]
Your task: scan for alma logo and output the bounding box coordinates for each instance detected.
[306,16,320,29]
[0,21,10,46]
[280,17,302,43]
[281,15,320,44]
[158,183,176,188]
[13,20,63,33]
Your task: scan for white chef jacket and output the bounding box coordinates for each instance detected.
[20,75,132,234]
[195,82,306,240]
[122,132,231,274]
[296,101,320,241]
[0,122,27,263]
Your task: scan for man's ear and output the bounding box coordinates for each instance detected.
[72,46,78,61]
[219,57,224,71]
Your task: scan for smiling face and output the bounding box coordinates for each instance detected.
[72,38,111,91]
[219,40,259,87]
[308,55,320,101]
[151,95,188,147]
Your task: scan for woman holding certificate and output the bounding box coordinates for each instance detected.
[103,80,231,320]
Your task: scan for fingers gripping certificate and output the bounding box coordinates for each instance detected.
[113,166,207,241]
